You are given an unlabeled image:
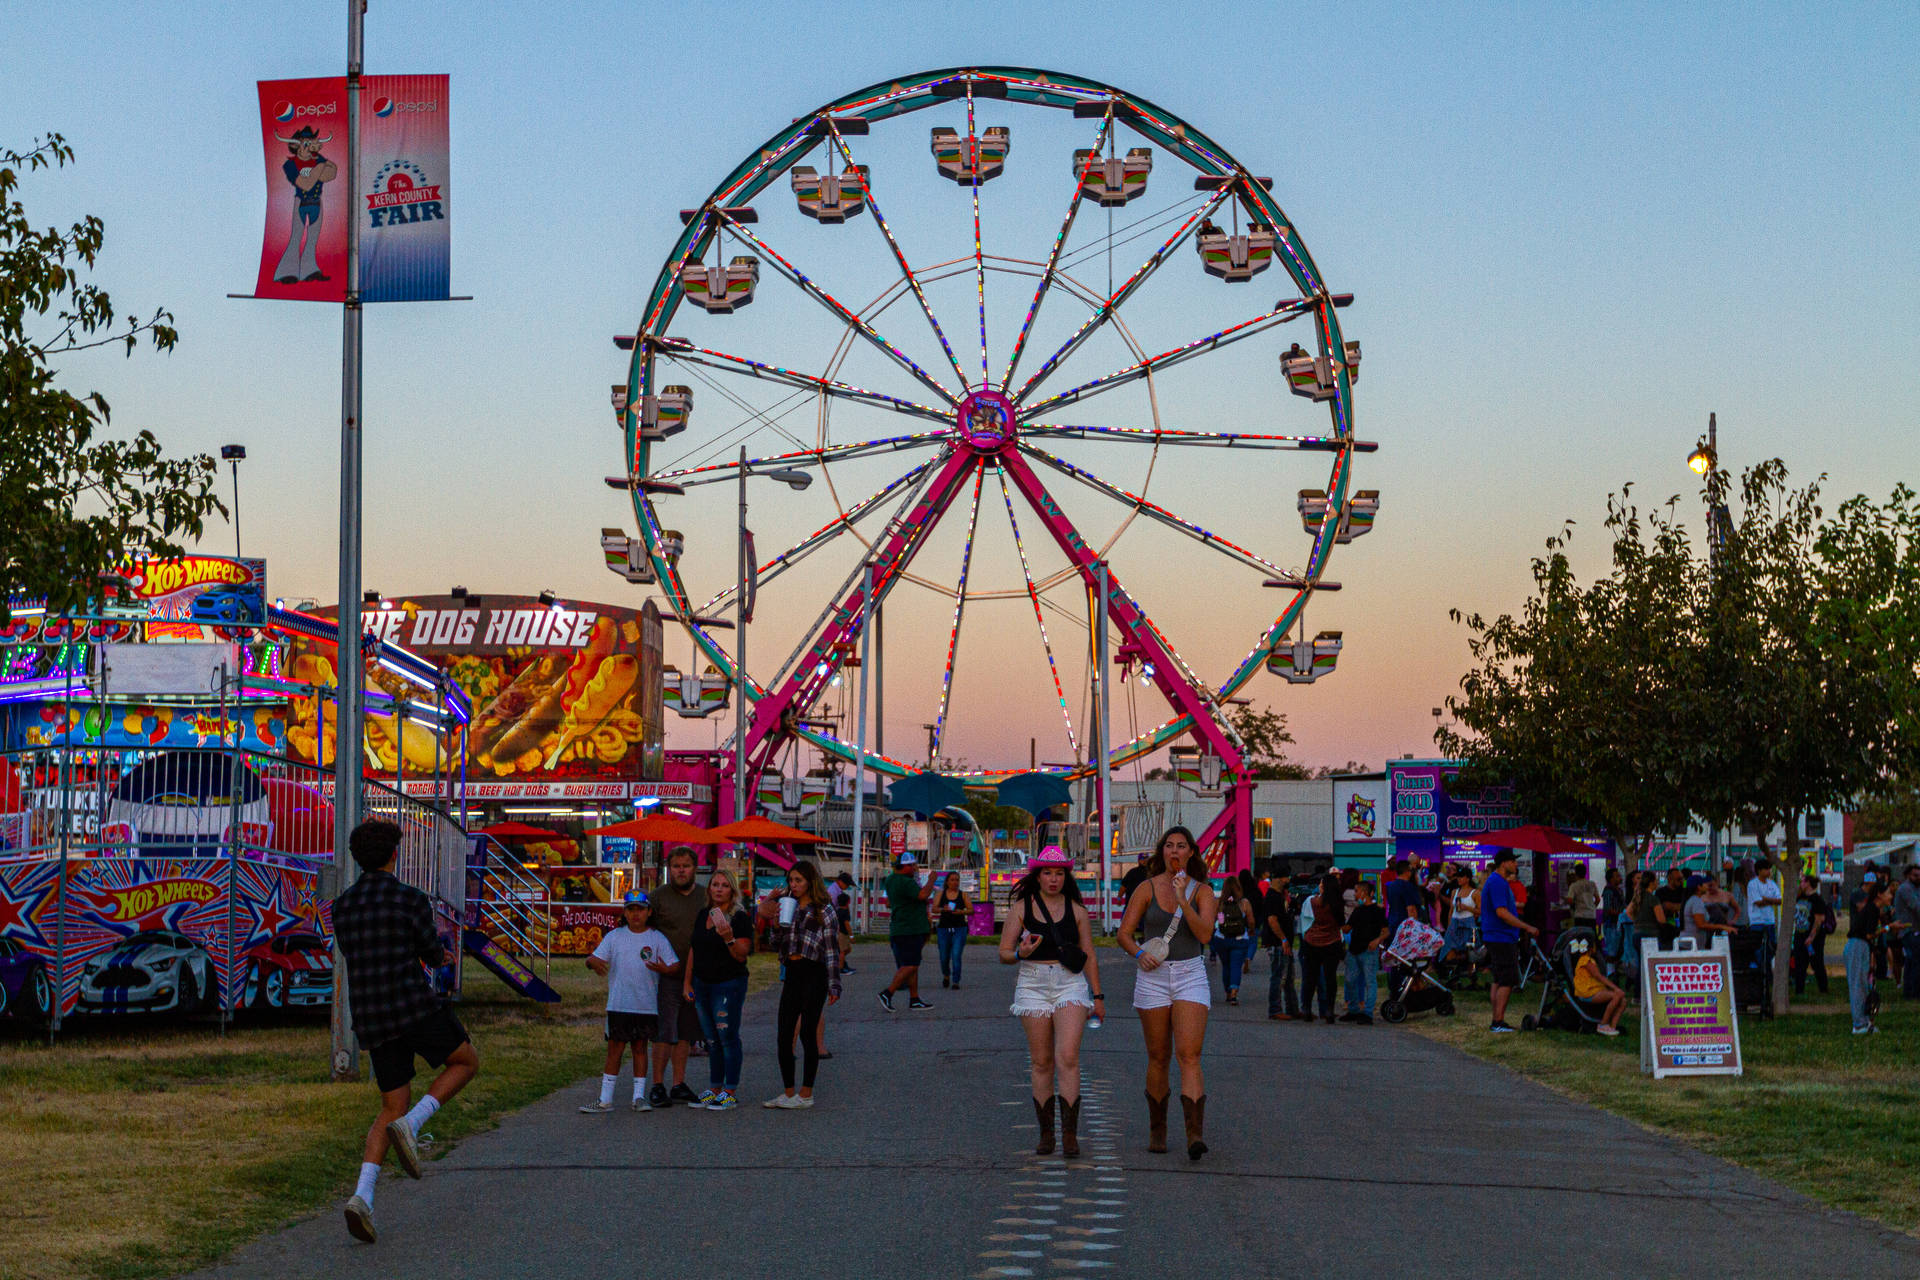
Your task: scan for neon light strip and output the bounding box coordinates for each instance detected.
[657,343,951,423]
[698,457,938,615]
[655,431,947,484]
[931,463,986,756]
[825,125,972,392]
[720,215,957,406]
[1023,423,1346,450]
[1001,109,1115,390]
[997,465,1078,753]
[1017,444,1296,580]
[1017,297,1317,419]
[1010,184,1234,409]
[970,85,989,385]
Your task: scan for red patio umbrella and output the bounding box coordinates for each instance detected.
[1477,824,1597,855]
[474,821,567,842]
[584,815,723,844]
[708,816,827,845]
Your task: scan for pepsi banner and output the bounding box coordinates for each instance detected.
[253,75,450,303]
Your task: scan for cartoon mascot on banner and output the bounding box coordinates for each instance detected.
[274,124,336,283]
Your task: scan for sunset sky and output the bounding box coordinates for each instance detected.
[8,2,1916,777]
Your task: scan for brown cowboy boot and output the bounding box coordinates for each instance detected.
[1145,1091,1169,1153]
[1033,1095,1057,1156]
[1060,1097,1081,1157]
[1181,1094,1209,1160]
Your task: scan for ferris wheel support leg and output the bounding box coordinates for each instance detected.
[1191,778,1255,877]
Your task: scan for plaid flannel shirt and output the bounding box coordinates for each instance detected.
[333,870,447,1048]
[771,901,842,998]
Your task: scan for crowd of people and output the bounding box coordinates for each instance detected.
[326,813,1916,1245]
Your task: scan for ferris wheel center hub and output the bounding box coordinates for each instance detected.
[955,387,1017,453]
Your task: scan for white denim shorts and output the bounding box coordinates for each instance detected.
[1010,961,1094,1018]
[1131,955,1211,1010]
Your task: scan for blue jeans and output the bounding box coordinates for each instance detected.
[692,975,747,1091]
[1903,932,1920,1001]
[1344,950,1380,1016]
[1211,934,1253,993]
[1267,945,1299,1016]
[1844,938,1873,1030]
[936,926,968,985]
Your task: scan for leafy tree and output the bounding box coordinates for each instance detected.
[1,134,220,620]
[1852,791,1920,842]
[1314,760,1374,778]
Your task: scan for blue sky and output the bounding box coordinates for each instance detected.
[7,2,1917,775]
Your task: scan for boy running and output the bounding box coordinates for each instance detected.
[332,820,479,1245]
[581,891,677,1113]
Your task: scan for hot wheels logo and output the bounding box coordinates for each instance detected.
[100,879,219,921]
[122,556,254,600]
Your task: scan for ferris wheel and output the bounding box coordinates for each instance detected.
[608,68,1375,869]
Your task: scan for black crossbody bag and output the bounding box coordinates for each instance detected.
[1033,894,1089,975]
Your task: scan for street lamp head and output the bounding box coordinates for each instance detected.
[220,444,247,462]
[1688,445,1715,476]
[768,469,813,491]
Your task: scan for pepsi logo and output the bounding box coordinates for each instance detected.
[373,96,394,117]
[273,100,295,122]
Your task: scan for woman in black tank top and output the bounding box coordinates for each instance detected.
[999,849,1103,1157]
[935,872,972,989]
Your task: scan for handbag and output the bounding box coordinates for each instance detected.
[1033,894,1089,975]
[1139,881,1195,967]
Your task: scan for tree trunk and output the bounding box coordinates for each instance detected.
[1774,810,1801,1017]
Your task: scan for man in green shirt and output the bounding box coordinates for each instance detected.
[878,852,935,1011]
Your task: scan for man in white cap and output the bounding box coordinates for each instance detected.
[878,852,935,1011]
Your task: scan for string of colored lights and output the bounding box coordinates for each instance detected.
[825,124,972,393]
[1016,443,1299,581]
[930,461,987,758]
[697,456,939,615]
[653,341,952,423]
[969,84,989,385]
[1022,423,1369,452]
[1010,183,1235,409]
[1016,296,1318,420]
[718,213,958,406]
[654,431,949,485]
[999,106,1116,391]
[996,464,1079,754]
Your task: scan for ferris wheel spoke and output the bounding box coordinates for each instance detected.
[718,213,959,406]
[651,338,952,424]
[931,461,988,758]
[1009,184,1236,409]
[655,431,948,487]
[968,85,990,385]
[1017,297,1317,419]
[823,125,973,393]
[696,456,941,614]
[1016,443,1295,581]
[1023,423,1369,452]
[1000,108,1118,391]
[995,465,1079,754]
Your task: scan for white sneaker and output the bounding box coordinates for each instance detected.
[1595,1025,1620,1037]
[344,1194,376,1243]
[763,1093,798,1109]
[578,1100,616,1113]
[632,1096,652,1111]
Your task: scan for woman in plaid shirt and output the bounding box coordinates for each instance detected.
[755,859,842,1109]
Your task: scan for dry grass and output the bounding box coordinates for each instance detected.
[1407,972,1920,1233]
[0,952,780,1280]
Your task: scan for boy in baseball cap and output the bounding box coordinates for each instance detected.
[581,892,677,1113]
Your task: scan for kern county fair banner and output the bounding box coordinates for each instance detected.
[252,75,450,302]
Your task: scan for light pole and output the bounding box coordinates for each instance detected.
[1689,411,1724,879]
[220,445,246,557]
[732,447,811,865]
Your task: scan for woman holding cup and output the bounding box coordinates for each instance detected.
[999,847,1102,1157]
[755,860,841,1109]
[685,869,752,1110]
[1117,826,1218,1159]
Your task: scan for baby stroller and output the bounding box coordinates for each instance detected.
[1378,920,1456,1023]
[1727,930,1776,1020]
[1520,927,1607,1033]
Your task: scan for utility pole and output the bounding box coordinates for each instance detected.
[1094,562,1113,933]
[851,562,874,934]
[327,0,367,1083]
[734,446,749,861]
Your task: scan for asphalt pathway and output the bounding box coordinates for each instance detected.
[192,943,1920,1279]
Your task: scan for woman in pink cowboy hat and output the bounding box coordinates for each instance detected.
[998,845,1103,1158]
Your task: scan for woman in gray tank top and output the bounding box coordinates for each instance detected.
[1118,826,1219,1160]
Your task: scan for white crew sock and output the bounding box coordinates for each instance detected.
[402,1094,440,1135]
[634,1075,649,1102]
[355,1161,380,1205]
[599,1073,618,1106]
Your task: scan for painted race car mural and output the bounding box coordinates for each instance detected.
[77,929,214,1015]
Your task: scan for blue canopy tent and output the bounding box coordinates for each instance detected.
[884,771,967,819]
[996,771,1072,820]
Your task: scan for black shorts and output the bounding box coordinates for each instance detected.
[890,932,928,969]
[653,979,701,1044]
[1485,941,1520,989]
[605,1010,659,1043]
[369,1008,471,1094]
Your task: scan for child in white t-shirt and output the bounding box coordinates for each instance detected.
[581,892,678,1113]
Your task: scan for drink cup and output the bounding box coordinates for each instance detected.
[778,896,797,926]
